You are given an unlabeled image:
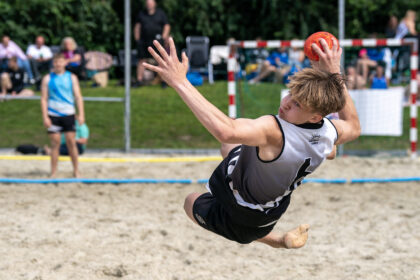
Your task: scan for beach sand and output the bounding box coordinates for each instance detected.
[0,155,419,280]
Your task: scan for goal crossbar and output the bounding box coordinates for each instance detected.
[227,38,418,158]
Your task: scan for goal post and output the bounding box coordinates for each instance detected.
[227,38,418,158]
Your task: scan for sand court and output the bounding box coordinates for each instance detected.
[0,155,419,279]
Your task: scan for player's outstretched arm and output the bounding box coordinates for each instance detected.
[143,38,281,147]
[311,39,361,144]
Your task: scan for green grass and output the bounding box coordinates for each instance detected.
[0,81,227,149]
[0,81,418,151]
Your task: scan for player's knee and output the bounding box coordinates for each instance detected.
[65,134,76,145]
[50,140,60,149]
[184,193,200,215]
[66,137,76,146]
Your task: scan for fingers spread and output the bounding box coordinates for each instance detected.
[311,43,326,59]
[153,40,169,61]
[182,52,189,69]
[143,62,161,73]
[148,47,166,66]
[338,47,343,57]
[169,37,178,61]
[319,38,330,54]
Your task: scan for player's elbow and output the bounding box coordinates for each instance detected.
[215,129,236,143]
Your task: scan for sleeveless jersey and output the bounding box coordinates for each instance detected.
[225,115,337,212]
[47,71,75,117]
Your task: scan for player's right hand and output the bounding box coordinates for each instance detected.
[43,117,52,128]
[311,38,342,74]
[143,37,189,88]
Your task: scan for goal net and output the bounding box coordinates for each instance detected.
[227,38,418,157]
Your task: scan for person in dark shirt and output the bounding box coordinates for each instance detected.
[385,15,398,38]
[0,56,34,97]
[133,0,170,86]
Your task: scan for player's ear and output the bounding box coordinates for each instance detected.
[309,113,323,123]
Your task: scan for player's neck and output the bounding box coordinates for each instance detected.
[54,69,65,75]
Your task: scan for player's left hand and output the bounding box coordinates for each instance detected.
[143,37,189,87]
[77,114,85,125]
[311,38,342,74]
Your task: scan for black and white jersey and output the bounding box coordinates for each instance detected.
[222,115,337,212]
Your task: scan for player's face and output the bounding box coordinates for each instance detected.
[279,95,322,124]
[53,58,66,73]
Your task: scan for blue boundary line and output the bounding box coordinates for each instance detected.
[350,177,420,183]
[0,177,419,185]
[0,178,193,184]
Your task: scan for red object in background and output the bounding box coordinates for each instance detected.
[304,31,339,61]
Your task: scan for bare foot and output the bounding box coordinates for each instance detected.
[73,171,80,178]
[49,172,56,178]
[283,224,310,249]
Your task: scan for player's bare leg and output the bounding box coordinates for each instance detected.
[183,192,203,223]
[65,131,80,178]
[257,224,310,249]
[136,58,147,82]
[49,133,61,178]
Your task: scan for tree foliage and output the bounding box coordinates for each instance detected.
[1,0,419,54]
[0,0,122,53]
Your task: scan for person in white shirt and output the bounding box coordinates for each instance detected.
[26,35,53,82]
[0,35,34,83]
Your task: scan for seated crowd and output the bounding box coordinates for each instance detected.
[246,10,418,92]
[0,34,85,97]
[246,45,307,85]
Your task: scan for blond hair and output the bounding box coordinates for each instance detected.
[61,37,78,51]
[53,53,65,61]
[287,68,346,116]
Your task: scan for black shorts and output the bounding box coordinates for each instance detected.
[136,38,164,60]
[47,115,76,134]
[192,156,291,244]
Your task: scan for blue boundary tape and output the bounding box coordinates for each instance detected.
[350,177,420,183]
[0,177,419,185]
[303,178,347,184]
[0,178,193,184]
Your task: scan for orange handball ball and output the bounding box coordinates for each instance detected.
[304,31,339,61]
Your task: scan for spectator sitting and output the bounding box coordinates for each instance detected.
[385,15,398,38]
[26,35,53,84]
[345,66,366,90]
[395,10,417,39]
[249,47,290,84]
[0,35,35,83]
[44,120,89,156]
[61,37,83,76]
[370,64,388,89]
[356,48,384,82]
[0,57,34,97]
[288,45,305,70]
[251,38,270,63]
